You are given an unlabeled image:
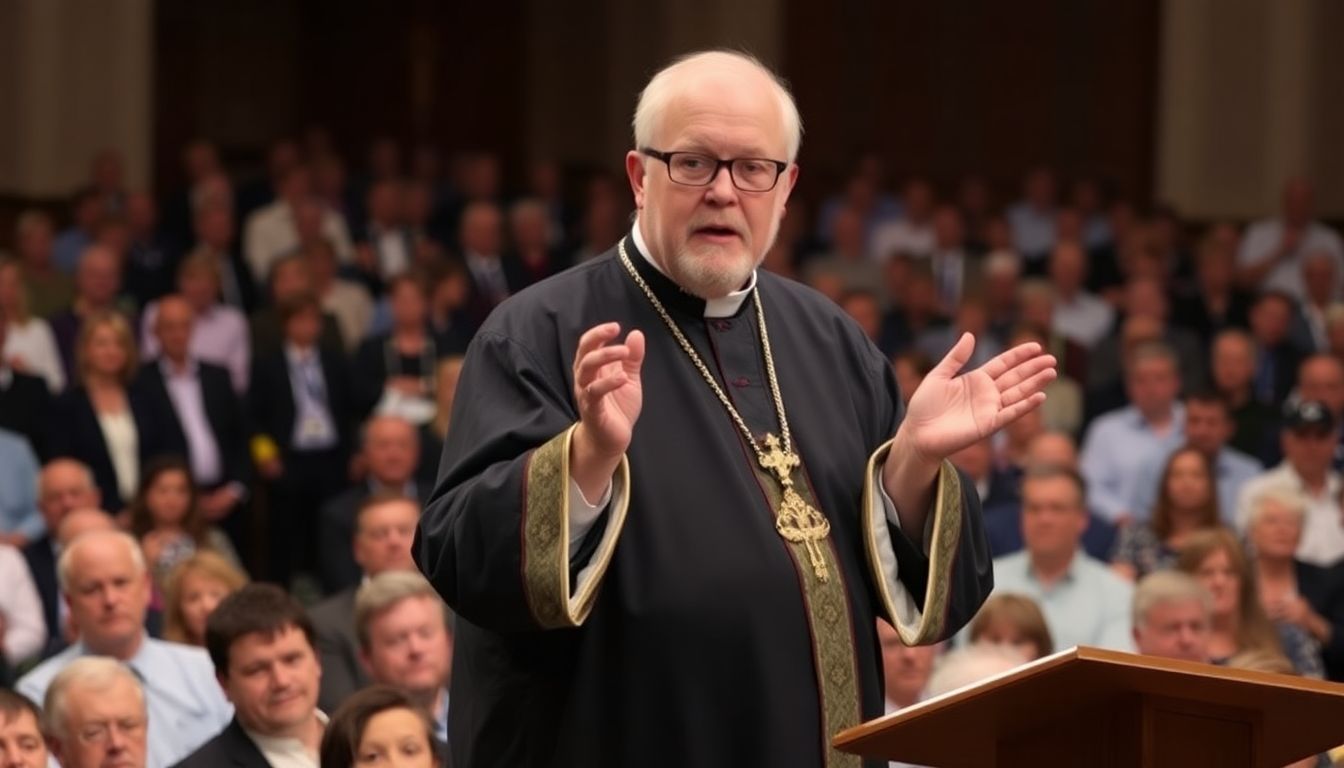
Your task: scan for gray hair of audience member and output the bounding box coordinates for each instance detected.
[56,529,147,594]
[354,570,449,650]
[1019,463,1087,505]
[925,644,1027,698]
[42,657,146,741]
[632,50,803,163]
[1132,570,1213,629]
[1246,487,1308,529]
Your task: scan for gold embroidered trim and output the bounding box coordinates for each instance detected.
[755,466,862,768]
[522,425,630,629]
[861,440,964,645]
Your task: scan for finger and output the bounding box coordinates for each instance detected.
[574,323,622,368]
[930,332,975,378]
[622,330,646,376]
[991,392,1047,432]
[979,341,1044,380]
[1000,368,1057,407]
[583,372,628,403]
[575,345,631,386]
[992,354,1057,392]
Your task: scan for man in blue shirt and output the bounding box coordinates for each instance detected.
[991,465,1134,651]
[1081,341,1186,523]
[0,427,42,548]
[16,530,232,766]
[1125,391,1263,524]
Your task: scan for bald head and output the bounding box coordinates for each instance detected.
[1026,432,1078,470]
[56,509,116,549]
[39,460,99,532]
[634,51,802,163]
[154,294,195,363]
[57,529,150,658]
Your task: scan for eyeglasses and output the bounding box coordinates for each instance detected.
[639,148,788,192]
[76,717,146,745]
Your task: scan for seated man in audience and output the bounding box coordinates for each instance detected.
[312,493,419,713]
[877,619,938,714]
[23,459,100,652]
[1126,391,1263,526]
[175,584,325,768]
[320,415,427,594]
[1236,400,1344,567]
[1294,354,1344,471]
[1080,341,1186,524]
[1211,329,1279,462]
[1131,570,1213,664]
[0,689,46,768]
[355,571,453,742]
[43,657,148,768]
[983,431,1118,561]
[17,530,231,766]
[991,465,1134,651]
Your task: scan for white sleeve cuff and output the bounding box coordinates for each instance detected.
[875,459,935,555]
[568,479,613,549]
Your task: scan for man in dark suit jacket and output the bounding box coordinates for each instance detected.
[174,584,324,768]
[136,295,252,556]
[319,415,428,594]
[22,458,102,658]
[311,493,421,714]
[249,293,354,587]
[0,314,53,461]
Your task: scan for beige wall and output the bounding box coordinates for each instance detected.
[0,0,153,199]
[1157,0,1342,219]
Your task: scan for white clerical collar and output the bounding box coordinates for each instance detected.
[630,220,755,319]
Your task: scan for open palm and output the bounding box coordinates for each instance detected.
[902,333,1057,462]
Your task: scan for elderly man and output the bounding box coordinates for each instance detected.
[312,492,420,714]
[43,657,148,768]
[355,571,453,742]
[1132,571,1213,663]
[22,459,100,656]
[16,531,231,766]
[174,584,325,768]
[0,689,47,768]
[417,51,1054,767]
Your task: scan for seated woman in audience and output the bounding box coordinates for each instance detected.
[1246,488,1344,681]
[968,593,1055,661]
[321,685,441,768]
[1112,446,1221,580]
[0,258,65,392]
[353,274,446,425]
[128,457,243,593]
[1176,528,1324,677]
[162,550,248,646]
[48,310,162,513]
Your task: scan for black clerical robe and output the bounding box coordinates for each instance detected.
[416,235,993,768]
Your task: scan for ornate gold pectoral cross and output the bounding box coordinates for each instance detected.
[760,434,832,582]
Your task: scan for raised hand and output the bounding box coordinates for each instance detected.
[901,333,1056,463]
[570,322,646,499]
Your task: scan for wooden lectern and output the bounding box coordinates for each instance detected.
[834,646,1344,767]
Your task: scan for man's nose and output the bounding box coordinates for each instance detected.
[704,164,738,202]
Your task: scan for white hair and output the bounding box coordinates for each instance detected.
[43,657,145,741]
[632,50,803,162]
[1247,487,1307,528]
[925,644,1027,698]
[57,530,147,595]
[1133,570,1212,629]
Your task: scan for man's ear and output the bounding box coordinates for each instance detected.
[625,151,647,211]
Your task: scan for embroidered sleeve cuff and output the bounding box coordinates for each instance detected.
[521,424,629,629]
[862,438,965,645]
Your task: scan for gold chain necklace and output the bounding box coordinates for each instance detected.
[617,241,833,581]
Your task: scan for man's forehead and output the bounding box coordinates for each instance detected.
[651,77,788,156]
